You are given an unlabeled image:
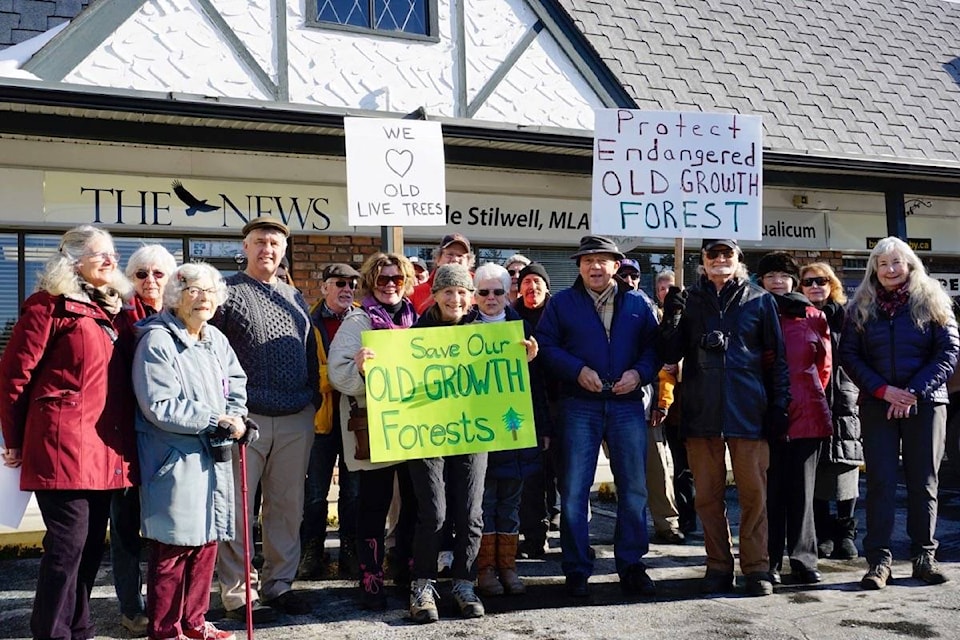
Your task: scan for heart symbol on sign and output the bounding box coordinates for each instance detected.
[385,149,414,178]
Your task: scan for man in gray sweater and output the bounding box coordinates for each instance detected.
[213,216,319,621]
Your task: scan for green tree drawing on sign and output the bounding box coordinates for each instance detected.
[503,407,524,441]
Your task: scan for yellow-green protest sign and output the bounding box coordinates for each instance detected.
[361,320,537,462]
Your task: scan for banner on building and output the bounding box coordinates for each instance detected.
[345,117,446,227]
[591,109,763,240]
[361,321,537,462]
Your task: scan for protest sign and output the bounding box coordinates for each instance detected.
[345,117,446,226]
[591,109,763,240]
[0,463,31,530]
[361,321,537,463]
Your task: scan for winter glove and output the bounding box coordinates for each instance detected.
[240,417,260,446]
[663,286,687,319]
[765,405,790,441]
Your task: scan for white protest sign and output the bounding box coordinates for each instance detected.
[345,118,446,226]
[0,462,31,530]
[591,109,763,240]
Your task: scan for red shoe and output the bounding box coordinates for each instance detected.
[183,622,236,640]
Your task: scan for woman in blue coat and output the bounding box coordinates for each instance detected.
[840,237,958,590]
[133,262,250,640]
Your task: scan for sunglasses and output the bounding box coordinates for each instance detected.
[507,268,521,276]
[329,279,358,289]
[376,275,405,287]
[135,270,166,280]
[478,288,506,297]
[705,248,735,260]
[801,277,829,287]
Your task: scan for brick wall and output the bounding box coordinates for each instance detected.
[0,0,88,48]
[291,234,381,305]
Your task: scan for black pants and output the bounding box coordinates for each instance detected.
[355,463,416,578]
[518,450,550,544]
[664,421,696,529]
[33,489,112,640]
[767,438,821,572]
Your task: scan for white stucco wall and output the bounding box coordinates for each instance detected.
[463,0,534,104]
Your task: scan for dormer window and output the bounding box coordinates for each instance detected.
[308,0,438,40]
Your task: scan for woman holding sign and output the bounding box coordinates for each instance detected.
[328,252,419,611]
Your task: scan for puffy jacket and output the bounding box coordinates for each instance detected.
[774,292,832,441]
[839,297,959,405]
[819,301,862,466]
[536,277,660,402]
[659,275,790,440]
[132,311,248,546]
[0,291,137,491]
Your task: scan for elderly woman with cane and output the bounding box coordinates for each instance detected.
[133,262,253,640]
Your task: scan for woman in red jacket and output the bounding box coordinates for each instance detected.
[0,225,138,640]
[758,252,832,587]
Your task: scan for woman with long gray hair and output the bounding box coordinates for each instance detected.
[840,236,959,590]
[0,224,137,640]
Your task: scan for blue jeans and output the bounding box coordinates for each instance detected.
[109,487,144,617]
[301,430,359,545]
[559,398,648,577]
[482,477,524,534]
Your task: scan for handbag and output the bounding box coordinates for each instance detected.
[347,396,370,460]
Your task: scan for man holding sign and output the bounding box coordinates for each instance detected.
[536,235,660,598]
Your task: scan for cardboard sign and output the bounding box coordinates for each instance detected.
[591,109,763,240]
[361,321,537,462]
[345,118,446,226]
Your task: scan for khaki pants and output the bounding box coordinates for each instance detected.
[686,436,770,575]
[218,406,314,611]
[646,425,681,534]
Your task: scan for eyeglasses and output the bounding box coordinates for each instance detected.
[185,286,217,297]
[376,275,405,287]
[82,251,120,263]
[329,279,358,290]
[801,277,829,287]
[135,270,166,280]
[477,288,506,297]
[705,248,735,260]
[507,268,521,276]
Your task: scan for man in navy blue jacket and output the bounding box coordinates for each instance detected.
[536,235,660,598]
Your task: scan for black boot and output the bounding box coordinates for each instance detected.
[813,501,835,559]
[833,518,858,559]
[339,536,359,578]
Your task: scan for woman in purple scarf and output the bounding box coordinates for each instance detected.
[328,252,419,610]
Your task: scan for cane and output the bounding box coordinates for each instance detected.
[239,439,254,640]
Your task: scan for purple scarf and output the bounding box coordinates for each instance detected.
[876,283,910,318]
[361,295,417,330]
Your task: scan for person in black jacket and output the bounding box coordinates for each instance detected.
[839,236,958,590]
[659,238,790,597]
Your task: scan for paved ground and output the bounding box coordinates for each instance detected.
[2,471,960,640]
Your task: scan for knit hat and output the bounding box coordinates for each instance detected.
[518,263,551,290]
[570,235,625,260]
[431,264,475,293]
[756,251,801,284]
[408,256,428,273]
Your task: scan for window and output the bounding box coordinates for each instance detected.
[309,0,437,40]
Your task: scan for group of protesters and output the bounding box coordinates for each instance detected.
[0,221,956,640]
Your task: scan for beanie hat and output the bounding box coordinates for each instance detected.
[518,263,551,290]
[431,264,475,293]
[756,251,800,284]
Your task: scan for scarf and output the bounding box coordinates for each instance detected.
[876,283,910,318]
[362,295,417,330]
[80,281,123,315]
[479,310,506,323]
[585,280,617,338]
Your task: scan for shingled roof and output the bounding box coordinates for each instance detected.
[0,0,89,48]
[554,0,960,168]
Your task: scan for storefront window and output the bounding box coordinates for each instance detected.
[0,234,18,355]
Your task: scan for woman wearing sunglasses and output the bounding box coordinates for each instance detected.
[328,253,420,611]
[798,263,863,562]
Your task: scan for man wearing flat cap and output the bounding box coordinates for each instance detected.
[410,233,475,314]
[536,235,660,598]
[658,238,790,597]
[298,263,362,581]
[214,216,319,620]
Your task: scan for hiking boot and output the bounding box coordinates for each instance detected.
[297,538,329,580]
[861,563,892,590]
[745,571,773,596]
[409,579,439,624]
[620,563,656,597]
[121,613,149,637]
[912,553,948,585]
[833,518,859,560]
[359,571,388,610]
[183,622,236,640]
[451,579,485,618]
[700,569,734,594]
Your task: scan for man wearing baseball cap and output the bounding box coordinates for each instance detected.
[214,216,319,620]
[536,235,660,598]
[410,233,475,314]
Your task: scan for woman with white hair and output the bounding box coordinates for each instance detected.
[133,262,250,640]
[0,224,137,640]
[840,236,959,590]
[504,254,531,305]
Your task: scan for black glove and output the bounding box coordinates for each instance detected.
[663,286,687,318]
[240,417,260,446]
[765,405,790,441]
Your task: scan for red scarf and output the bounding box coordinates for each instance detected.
[876,283,909,318]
